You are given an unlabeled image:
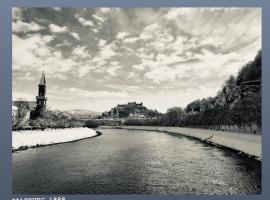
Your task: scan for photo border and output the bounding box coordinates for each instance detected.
[1,0,269,199]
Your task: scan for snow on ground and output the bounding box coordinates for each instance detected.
[12,127,97,150]
[118,126,262,160]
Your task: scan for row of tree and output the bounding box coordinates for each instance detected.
[124,50,261,133]
[182,50,261,129]
[12,104,85,130]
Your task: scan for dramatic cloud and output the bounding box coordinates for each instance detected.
[70,32,80,40]
[48,87,129,100]
[52,7,62,11]
[49,24,68,33]
[12,20,45,33]
[12,8,261,112]
[77,16,94,27]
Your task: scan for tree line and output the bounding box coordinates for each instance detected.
[12,103,84,131]
[125,50,261,133]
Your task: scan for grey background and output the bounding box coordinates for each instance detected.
[0,0,269,199]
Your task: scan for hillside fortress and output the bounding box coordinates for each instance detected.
[102,102,148,119]
[30,71,47,119]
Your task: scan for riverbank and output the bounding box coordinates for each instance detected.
[101,126,261,161]
[12,127,98,152]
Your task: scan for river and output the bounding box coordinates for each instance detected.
[12,128,261,195]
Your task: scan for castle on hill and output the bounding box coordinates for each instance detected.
[102,102,147,119]
[102,102,160,119]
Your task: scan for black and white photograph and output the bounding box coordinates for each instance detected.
[12,7,261,195]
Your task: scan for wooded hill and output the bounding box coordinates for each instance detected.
[125,50,261,133]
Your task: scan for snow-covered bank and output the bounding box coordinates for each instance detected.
[104,126,261,160]
[12,127,97,151]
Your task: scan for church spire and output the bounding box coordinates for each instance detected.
[31,70,47,118]
[39,70,46,85]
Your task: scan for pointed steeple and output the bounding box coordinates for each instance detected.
[39,70,46,85]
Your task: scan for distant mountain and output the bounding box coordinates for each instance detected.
[63,109,102,119]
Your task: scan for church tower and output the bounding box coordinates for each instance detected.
[34,70,47,117]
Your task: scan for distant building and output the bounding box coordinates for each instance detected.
[129,113,146,119]
[103,102,148,118]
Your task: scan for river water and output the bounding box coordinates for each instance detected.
[12,128,261,195]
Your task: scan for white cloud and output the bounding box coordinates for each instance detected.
[52,7,62,11]
[92,28,98,33]
[161,52,187,65]
[17,72,35,81]
[93,42,117,63]
[107,65,122,76]
[98,39,107,48]
[141,47,251,84]
[132,64,145,71]
[56,40,72,47]
[123,37,140,44]
[12,34,47,69]
[140,23,158,40]
[72,46,90,58]
[12,8,23,20]
[92,14,105,22]
[127,71,136,79]
[52,73,67,80]
[193,49,248,78]
[200,35,224,47]
[137,22,174,53]
[164,8,193,20]
[102,44,116,58]
[167,36,187,52]
[116,32,129,39]
[12,91,35,101]
[52,51,61,58]
[78,17,94,27]
[70,32,80,40]
[99,8,111,13]
[13,20,45,33]
[77,65,90,78]
[12,34,77,77]
[46,56,76,75]
[140,23,173,43]
[93,66,106,73]
[49,24,68,33]
[49,87,128,100]
[111,61,120,66]
[145,65,180,84]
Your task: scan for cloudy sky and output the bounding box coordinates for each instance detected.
[12,7,261,112]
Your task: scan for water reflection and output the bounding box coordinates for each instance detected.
[12,129,261,194]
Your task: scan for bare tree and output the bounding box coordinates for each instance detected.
[12,99,29,129]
